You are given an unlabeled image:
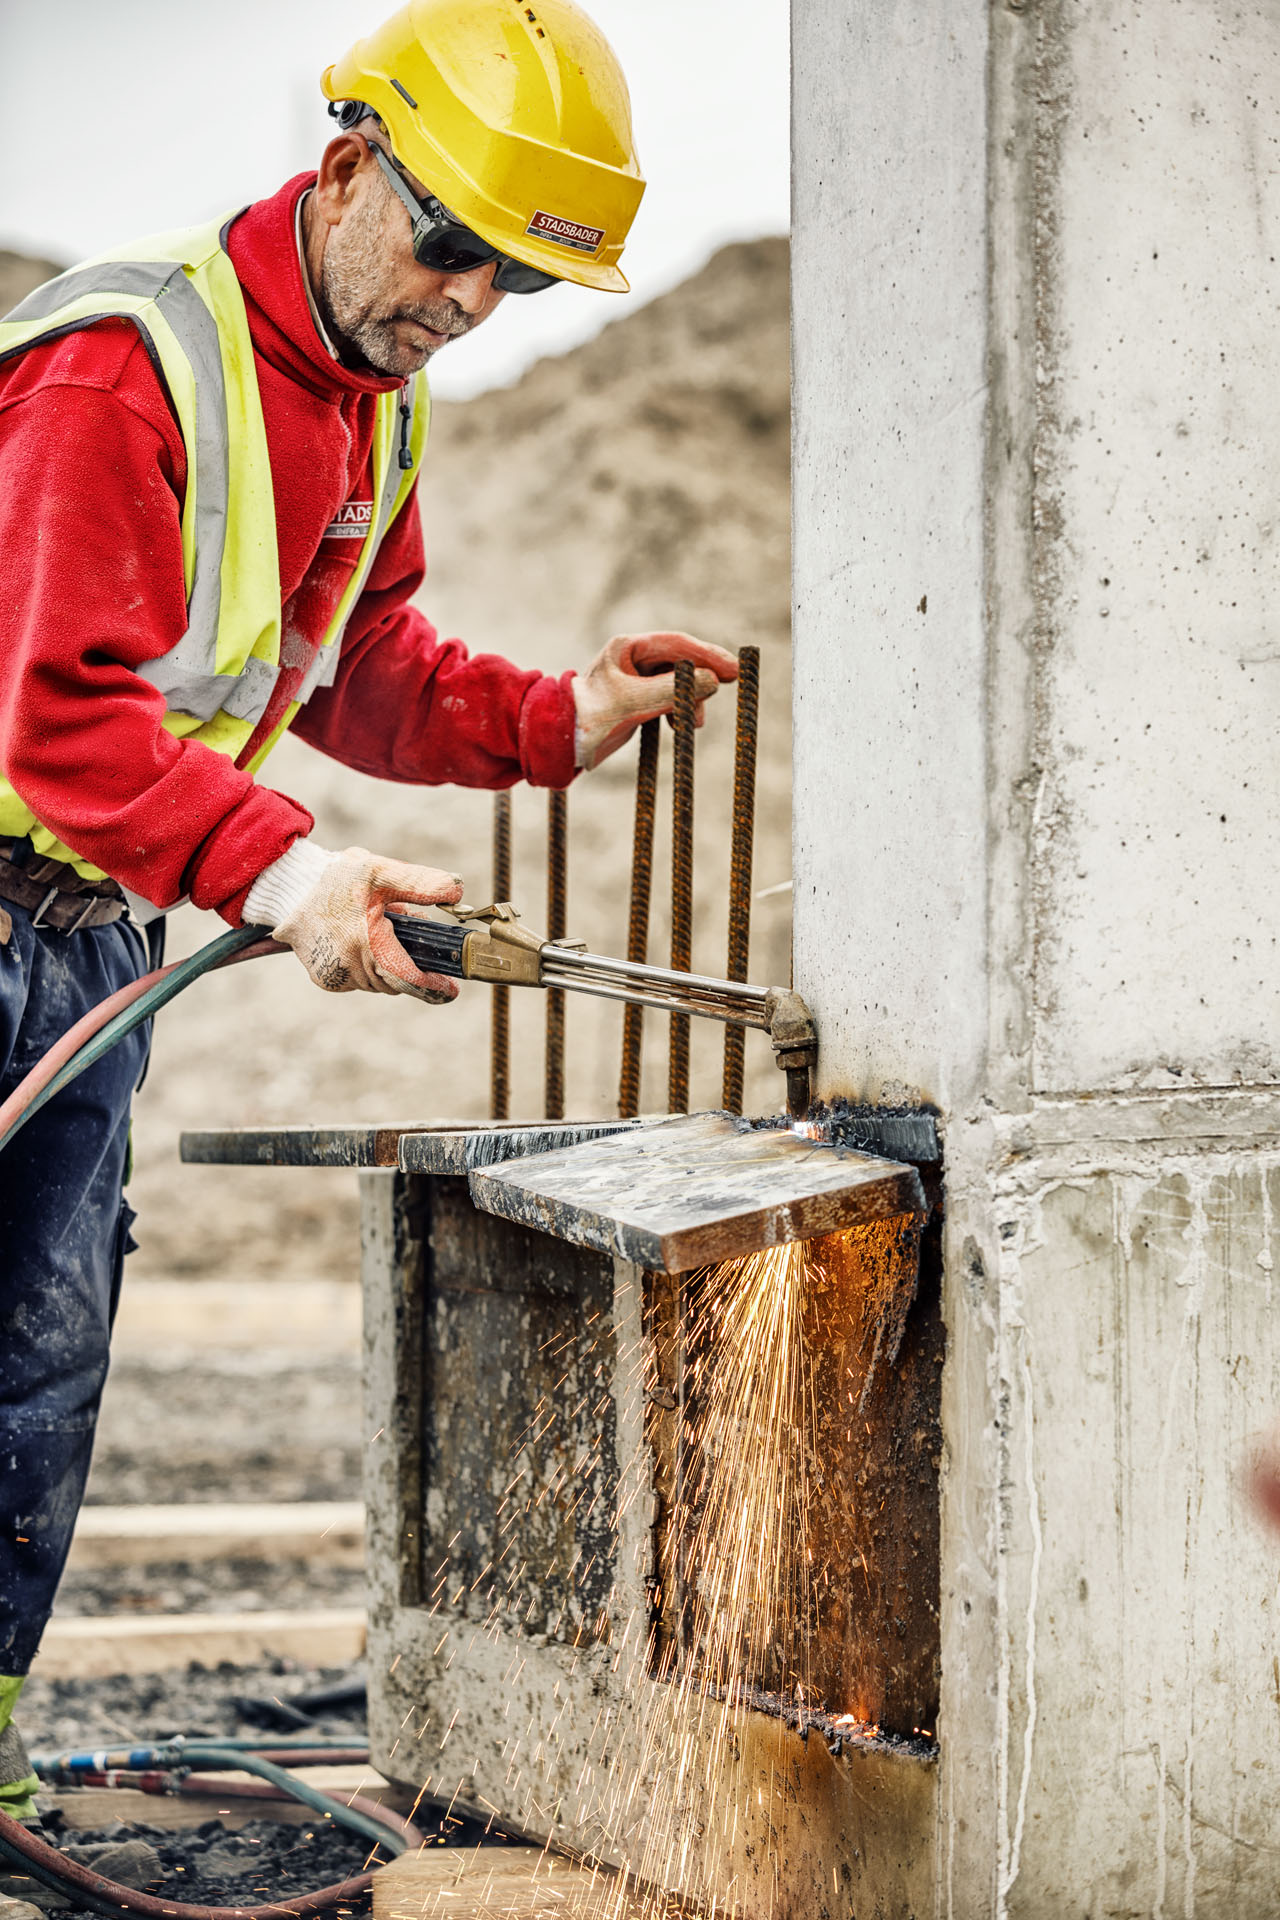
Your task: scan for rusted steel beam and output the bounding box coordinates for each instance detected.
[722,646,760,1114]
[470,1111,926,1274]
[545,787,568,1120]
[490,791,512,1122]
[179,1125,434,1168]
[398,1120,636,1175]
[619,717,660,1119]
[668,662,696,1114]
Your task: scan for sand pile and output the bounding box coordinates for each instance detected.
[0,250,65,312]
[14,238,794,1283]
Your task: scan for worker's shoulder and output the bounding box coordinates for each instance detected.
[0,314,178,436]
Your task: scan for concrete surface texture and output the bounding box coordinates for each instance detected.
[794,1,1280,1915]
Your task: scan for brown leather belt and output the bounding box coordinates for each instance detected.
[0,839,128,933]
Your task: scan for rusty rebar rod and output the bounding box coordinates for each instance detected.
[722,647,759,1114]
[619,718,661,1119]
[668,662,695,1114]
[545,787,568,1121]
[490,790,512,1122]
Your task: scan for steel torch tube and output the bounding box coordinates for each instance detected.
[540,948,771,1028]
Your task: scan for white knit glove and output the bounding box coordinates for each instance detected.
[572,631,739,770]
[245,841,463,1003]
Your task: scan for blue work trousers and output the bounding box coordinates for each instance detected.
[0,904,153,1674]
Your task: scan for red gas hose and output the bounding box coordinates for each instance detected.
[67,1768,424,1848]
[0,939,281,1144]
[0,1793,423,1920]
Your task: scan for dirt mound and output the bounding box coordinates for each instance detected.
[0,249,63,313]
[119,237,793,1285]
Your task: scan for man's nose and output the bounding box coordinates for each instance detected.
[437,260,500,314]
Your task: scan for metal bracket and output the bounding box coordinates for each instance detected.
[765,987,819,1120]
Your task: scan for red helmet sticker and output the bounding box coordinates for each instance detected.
[525,210,606,254]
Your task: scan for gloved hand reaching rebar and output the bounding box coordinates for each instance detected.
[573,631,739,771]
[251,844,464,1002]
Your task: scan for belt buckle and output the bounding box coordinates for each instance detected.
[29,886,61,930]
[66,897,103,935]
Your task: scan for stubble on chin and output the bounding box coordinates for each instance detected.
[318,195,470,378]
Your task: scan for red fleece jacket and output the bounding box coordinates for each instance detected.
[0,173,577,921]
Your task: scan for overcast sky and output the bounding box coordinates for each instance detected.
[0,0,790,398]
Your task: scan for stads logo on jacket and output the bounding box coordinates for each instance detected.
[324,500,374,541]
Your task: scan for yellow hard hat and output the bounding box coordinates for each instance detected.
[321,0,645,294]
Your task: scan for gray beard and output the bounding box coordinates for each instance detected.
[317,195,473,377]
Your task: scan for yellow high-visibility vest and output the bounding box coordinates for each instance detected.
[0,213,430,883]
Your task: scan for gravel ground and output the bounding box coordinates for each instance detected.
[10,1662,510,1918]
[19,1660,369,1751]
[54,1559,364,1619]
[84,1353,364,1510]
[3,1816,382,1915]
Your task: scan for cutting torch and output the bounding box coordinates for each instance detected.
[0,904,818,1156]
[388,901,818,1116]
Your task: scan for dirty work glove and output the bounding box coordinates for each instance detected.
[572,631,739,771]
[0,1676,38,1825]
[244,841,463,1002]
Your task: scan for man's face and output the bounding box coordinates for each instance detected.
[317,137,506,378]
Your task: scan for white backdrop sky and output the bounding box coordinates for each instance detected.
[0,0,790,398]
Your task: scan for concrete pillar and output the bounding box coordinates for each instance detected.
[793,2,1280,1913]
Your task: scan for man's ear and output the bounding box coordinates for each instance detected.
[314,133,369,228]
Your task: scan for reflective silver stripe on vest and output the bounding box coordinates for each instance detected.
[7,274,418,731]
[291,374,420,713]
[7,263,231,720]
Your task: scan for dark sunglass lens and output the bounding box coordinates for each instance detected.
[414,227,497,274]
[493,258,561,294]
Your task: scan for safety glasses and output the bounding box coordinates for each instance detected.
[370,143,560,295]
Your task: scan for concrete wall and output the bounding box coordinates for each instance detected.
[791,0,991,1114]
[793,1,1280,1913]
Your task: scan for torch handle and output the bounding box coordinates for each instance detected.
[385,914,469,978]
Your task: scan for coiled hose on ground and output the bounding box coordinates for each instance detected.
[0,1737,425,1918]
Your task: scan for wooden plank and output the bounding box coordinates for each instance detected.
[67,1502,365,1571]
[469,1112,926,1272]
[398,1122,637,1176]
[373,1846,652,1919]
[33,1609,366,1679]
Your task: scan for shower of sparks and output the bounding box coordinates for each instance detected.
[392,1226,924,1920]
[589,1240,819,1919]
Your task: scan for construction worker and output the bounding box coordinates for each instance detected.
[0,0,736,1817]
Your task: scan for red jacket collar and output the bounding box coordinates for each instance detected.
[226,172,405,403]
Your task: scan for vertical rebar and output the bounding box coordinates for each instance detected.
[489,791,512,1122]
[618,719,661,1119]
[722,647,760,1114]
[545,787,567,1121]
[668,661,695,1114]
